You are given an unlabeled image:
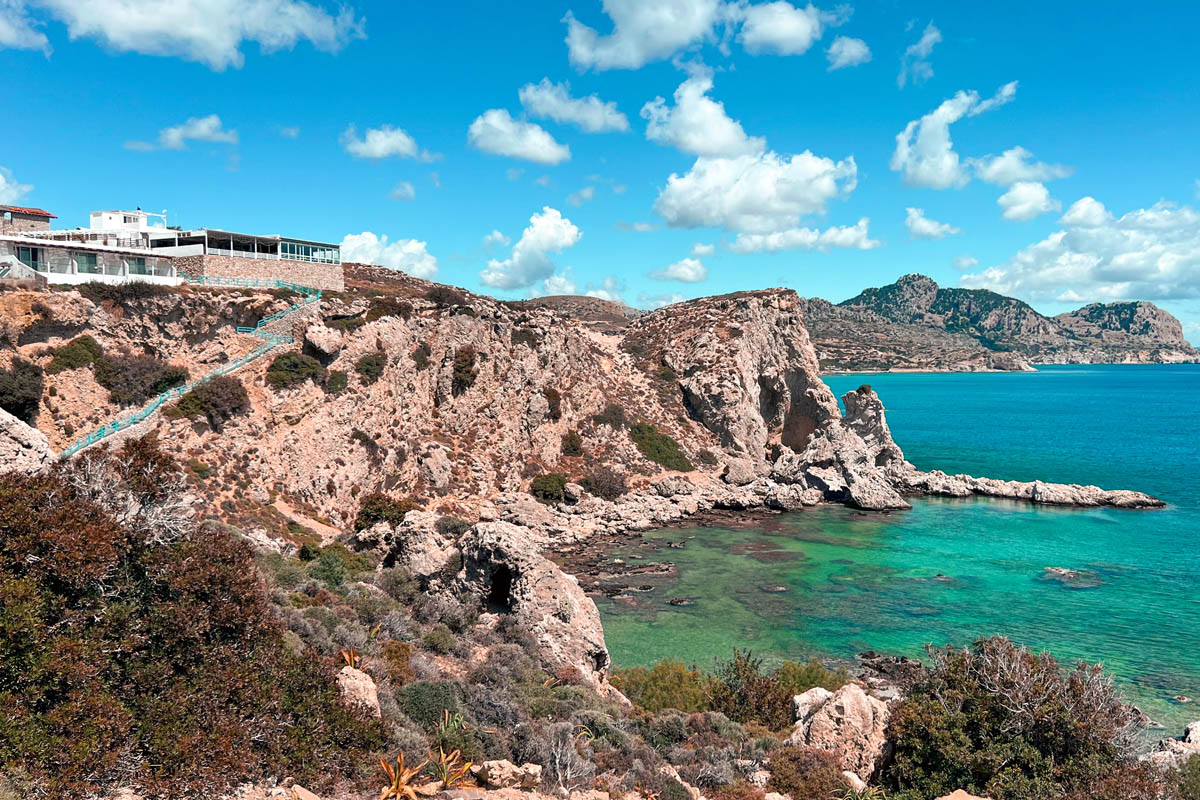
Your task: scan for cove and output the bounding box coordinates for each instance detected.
[597,365,1200,732]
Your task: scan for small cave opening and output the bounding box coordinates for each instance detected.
[487,564,515,613]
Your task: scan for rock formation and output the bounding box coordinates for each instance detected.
[787,683,891,783]
[1145,720,1200,770]
[0,406,52,475]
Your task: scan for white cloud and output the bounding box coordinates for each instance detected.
[566,185,596,206]
[430,171,441,188]
[961,197,1200,301]
[518,78,629,132]
[826,35,870,70]
[563,0,725,71]
[341,124,431,160]
[641,66,765,157]
[728,217,880,252]
[389,181,415,202]
[897,21,940,88]
[0,166,34,204]
[468,109,570,165]
[654,150,857,233]
[972,146,1072,185]
[340,232,438,279]
[737,1,846,56]
[618,221,659,232]
[997,181,1059,221]
[651,257,708,282]
[691,242,715,256]
[279,126,300,138]
[905,207,961,239]
[637,291,686,309]
[953,255,979,270]
[480,207,582,289]
[890,82,1018,189]
[6,0,364,70]
[540,272,579,295]
[483,229,511,248]
[128,113,238,151]
[506,167,524,181]
[585,275,625,302]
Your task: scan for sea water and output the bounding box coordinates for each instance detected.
[597,365,1200,732]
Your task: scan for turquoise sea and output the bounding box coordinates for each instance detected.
[597,365,1200,732]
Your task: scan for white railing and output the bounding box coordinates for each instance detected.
[206,247,280,260]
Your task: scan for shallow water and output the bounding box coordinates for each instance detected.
[598,365,1200,732]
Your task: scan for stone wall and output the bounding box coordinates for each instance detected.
[0,214,51,233]
[175,254,344,292]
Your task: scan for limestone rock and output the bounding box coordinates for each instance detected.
[788,683,890,780]
[1145,720,1200,770]
[0,407,52,475]
[356,512,459,580]
[722,457,759,486]
[335,665,381,717]
[289,786,322,800]
[935,792,991,800]
[470,760,543,790]
[419,444,454,494]
[303,322,345,357]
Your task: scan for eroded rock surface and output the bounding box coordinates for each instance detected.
[0,407,52,475]
[787,683,891,782]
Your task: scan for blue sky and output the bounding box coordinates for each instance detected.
[2,0,1199,336]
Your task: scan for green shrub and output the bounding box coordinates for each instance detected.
[629,422,692,471]
[412,341,432,369]
[0,436,384,797]
[324,370,348,394]
[452,347,477,396]
[708,650,792,731]
[382,640,416,686]
[561,429,584,457]
[435,516,471,536]
[298,543,320,561]
[354,492,418,531]
[884,637,1141,800]
[775,658,850,697]
[425,286,467,306]
[612,661,712,713]
[46,335,103,374]
[355,352,386,384]
[0,358,43,424]
[593,403,626,428]
[530,472,567,504]
[168,375,248,430]
[366,297,413,321]
[398,681,465,729]
[698,449,720,466]
[580,465,627,500]
[1179,756,1200,800]
[308,543,375,586]
[76,281,170,304]
[543,386,562,420]
[512,328,539,348]
[766,746,847,799]
[265,352,326,389]
[94,354,188,406]
[421,624,458,654]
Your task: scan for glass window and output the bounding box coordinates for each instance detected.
[17,246,43,271]
[128,257,148,275]
[75,253,99,273]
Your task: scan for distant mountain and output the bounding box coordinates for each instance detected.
[807,274,1198,371]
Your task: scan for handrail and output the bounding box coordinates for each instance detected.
[59,276,320,459]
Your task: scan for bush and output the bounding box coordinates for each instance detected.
[530,472,568,504]
[94,354,188,406]
[452,347,477,396]
[412,342,432,369]
[46,335,103,374]
[435,516,472,537]
[883,637,1141,800]
[1179,756,1200,800]
[543,386,562,420]
[629,422,693,472]
[355,351,386,384]
[325,370,348,394]
[169,375,248,430]
[398,681,464,729]
[382,640,416,686]
[421,624,458,654]
[0,358,43,424]
[698,449,720,466]
[266,352,326,389]
[561,429,584,457]
[0,438,385,797]
[425,286,467,306]
[366,297,413,321]
[766,746,847,799]
[76,281,170,304]
[593,403,626,428]
[775,658,850,697]
[580,465,627,500]
[708,651,792,731]
[512,329,539,348]
[613,661,712,713]
[354,492,418,531]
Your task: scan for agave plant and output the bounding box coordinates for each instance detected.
[379,752,430,800]
[431,747,473,788]
[340,647,361,669]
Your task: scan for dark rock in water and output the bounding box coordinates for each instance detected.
[668,597,695,606]
[760,584,791,593]
[1130,705,1165,729]
[731,541,802,563]
[1173,695,1193,704]
[1040,566,1106,589]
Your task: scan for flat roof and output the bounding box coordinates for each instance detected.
[0,234,170,259]
[160,228,340,248]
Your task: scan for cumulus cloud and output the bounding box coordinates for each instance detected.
[905,207,961,239]
[890,82,1018,189]
[566,185,596,206]
[654,150,857,233]
[341,124,432,160]
[961,197,1200,301]
[468,109,571,165]
[540,271,580,295]
[518,78,629,132]
[585,275,625,302]
[826,35,870,70]
[617,221,659,232]
[953,255,979,270]
[651,257,708,282]
[0,166,34,204]
[997,181,1060,221]
[480,207,582,289]
[972,146,1072,185]
[637,291,686,309]
[897,21,940,88]
[483,229,511,248]
[736,1,847,56]
[641,66,765,157]
[124,113,238,151]
[389,181,415,202]
[4,0,364,70]
[728,217,880,252]
[691,242,715,256]
[563,0,725,71]
[340,232,438,279]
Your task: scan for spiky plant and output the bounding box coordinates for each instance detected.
[379,752,430,800]
[431,748,473,788]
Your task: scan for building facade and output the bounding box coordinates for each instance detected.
[0,235,181,286]
[0,205,56,234]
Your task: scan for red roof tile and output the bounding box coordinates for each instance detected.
[0,205,57,218]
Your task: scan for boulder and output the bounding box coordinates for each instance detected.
[1,407,52,475]
[303,322,344,356]
[289,786,322,800]
[788,683,890,781]
[1145,720,1200,770]
[722,457,759,486]
[470,760,543,790]
[419,445,454,494]
[936,792,991,800]
[335,665,381,718]
[355,512,460,581]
